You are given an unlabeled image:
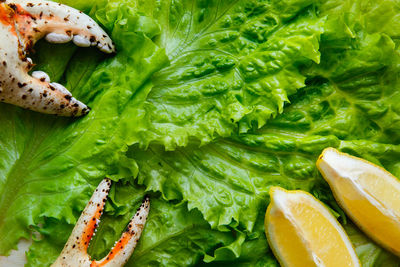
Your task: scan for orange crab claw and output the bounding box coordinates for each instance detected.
[51,179,150,267]
[0,0,115,117]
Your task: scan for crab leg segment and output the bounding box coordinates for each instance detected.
[52,179,150,267]
[0,0,115,117]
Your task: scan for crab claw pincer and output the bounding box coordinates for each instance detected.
[0,0,115,117]
[52,178,150,267]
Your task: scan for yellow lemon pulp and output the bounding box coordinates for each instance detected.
[317,147,400,257]
[265,187,360,267]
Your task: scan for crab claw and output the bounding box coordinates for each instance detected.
[51,179,150,267]
[0,0,115,117]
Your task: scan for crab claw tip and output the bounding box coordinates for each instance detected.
[51,179,150,267]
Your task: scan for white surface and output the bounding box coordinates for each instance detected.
[0,239,31,267]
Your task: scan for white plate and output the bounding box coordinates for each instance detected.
[0,239,31,267]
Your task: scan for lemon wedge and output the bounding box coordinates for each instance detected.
[265,186,360,267]
[317,147,400,257]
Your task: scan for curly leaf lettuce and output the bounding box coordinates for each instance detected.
[129,0,324,149]
[318,0,400,41]
[1,0,400,266]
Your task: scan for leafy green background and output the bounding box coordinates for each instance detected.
[0,0,399,266]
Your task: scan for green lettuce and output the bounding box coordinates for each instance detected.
[130,0,324,150]
[1,0,400,266]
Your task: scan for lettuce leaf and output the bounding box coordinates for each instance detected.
[199,215,279,267]
[318,0,400,40]
[128,0,324,149]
